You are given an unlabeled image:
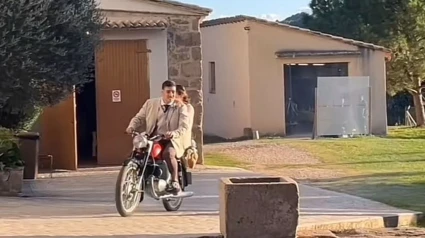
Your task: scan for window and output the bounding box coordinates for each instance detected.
[209,62,216,94]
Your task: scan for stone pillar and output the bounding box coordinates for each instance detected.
[167,16,204,164]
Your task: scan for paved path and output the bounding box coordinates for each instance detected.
[0,169,417,237]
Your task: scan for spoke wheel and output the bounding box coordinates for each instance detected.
[115,163,142,217]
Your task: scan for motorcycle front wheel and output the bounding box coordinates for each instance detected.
[115,161,142,217]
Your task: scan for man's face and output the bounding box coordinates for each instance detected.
[162,86,176,102]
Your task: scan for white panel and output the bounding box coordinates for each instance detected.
[317,76,370,136]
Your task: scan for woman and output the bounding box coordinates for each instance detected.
[176,85,197,168]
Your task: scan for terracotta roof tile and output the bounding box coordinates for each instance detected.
[104,19,168,29]
[201,15,389,52]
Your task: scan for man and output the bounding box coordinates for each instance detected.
[126,80,189,194]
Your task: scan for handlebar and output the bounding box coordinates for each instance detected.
[149,134,164,141]
[129,131,165,141]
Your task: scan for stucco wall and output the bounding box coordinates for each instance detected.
[201,22,251,139]
[201,20,388,139]
[360,49,388,135]
[101,29,168,98]
[247,21,362,136]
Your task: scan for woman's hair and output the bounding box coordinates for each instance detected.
[176,85,190,104]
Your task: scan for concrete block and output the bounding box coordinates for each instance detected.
[219,177,299,238]
[0,168,24,196]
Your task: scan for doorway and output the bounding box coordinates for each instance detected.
[76,73,98,166]
[284,63,348,136]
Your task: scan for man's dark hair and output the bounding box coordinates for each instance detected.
[162,80,176,89]
[176,84,186,95]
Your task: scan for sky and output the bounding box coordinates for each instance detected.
[182,0,312,21]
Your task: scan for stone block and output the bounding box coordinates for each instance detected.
[191,47,202,61]
[219,177,299,238]
[171,18,190,25]
[175,32,201,47]
[181,62,202,77]
[176,47,190,53]
[187,90,203,105]
[172,51,191,62]
[0,168,24,196]
[173,79,189,87]
[192,18,200,31]
[188,77,202,88]
[169,66,179,77]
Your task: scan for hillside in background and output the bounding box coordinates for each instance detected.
[281,12,309,28]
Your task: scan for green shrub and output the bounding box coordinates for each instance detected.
[0,102,39,130]
[0,128,23,171]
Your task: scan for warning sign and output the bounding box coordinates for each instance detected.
[112,90,121,103]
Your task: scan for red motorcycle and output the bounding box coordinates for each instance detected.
[115,132,193,217]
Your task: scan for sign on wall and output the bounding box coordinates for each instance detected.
[112,90,121,103]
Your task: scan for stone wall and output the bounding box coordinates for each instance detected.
[167,15,204,163]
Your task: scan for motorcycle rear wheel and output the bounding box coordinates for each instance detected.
[162,172,184,211]
[115,162,142,217]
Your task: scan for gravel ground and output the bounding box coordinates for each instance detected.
[204,140,346,181]
[205,141,318,165]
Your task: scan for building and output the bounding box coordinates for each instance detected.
[38,0,211,170]
[201,15,390,139]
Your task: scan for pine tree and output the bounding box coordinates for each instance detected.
[0,0,103,129]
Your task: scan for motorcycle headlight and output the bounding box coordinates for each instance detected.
[133,135,148,148]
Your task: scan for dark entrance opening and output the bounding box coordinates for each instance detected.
[76,59,97,166]
[284,63,348,137]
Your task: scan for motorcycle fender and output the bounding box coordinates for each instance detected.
[122,158,133,166]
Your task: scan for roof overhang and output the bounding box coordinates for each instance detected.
[202,15,390,52]
[276,50,362,59]
[98,0,211,17]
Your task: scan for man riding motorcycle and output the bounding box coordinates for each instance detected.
[126,80,189,194]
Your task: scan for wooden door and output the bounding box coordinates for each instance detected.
[39,94,78,170]
[96,40,150,165]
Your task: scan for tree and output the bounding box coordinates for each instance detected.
[0,0,103,129]
[303,0,425,126]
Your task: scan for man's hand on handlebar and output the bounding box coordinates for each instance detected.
[165,131,174,139]
[126,127,135,134]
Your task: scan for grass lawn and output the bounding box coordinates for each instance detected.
[204,153,247,168]
[278,127,425,214]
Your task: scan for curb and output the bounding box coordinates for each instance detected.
[298,212,422,232]
[192,213,422,238]
[36,165,249,179]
